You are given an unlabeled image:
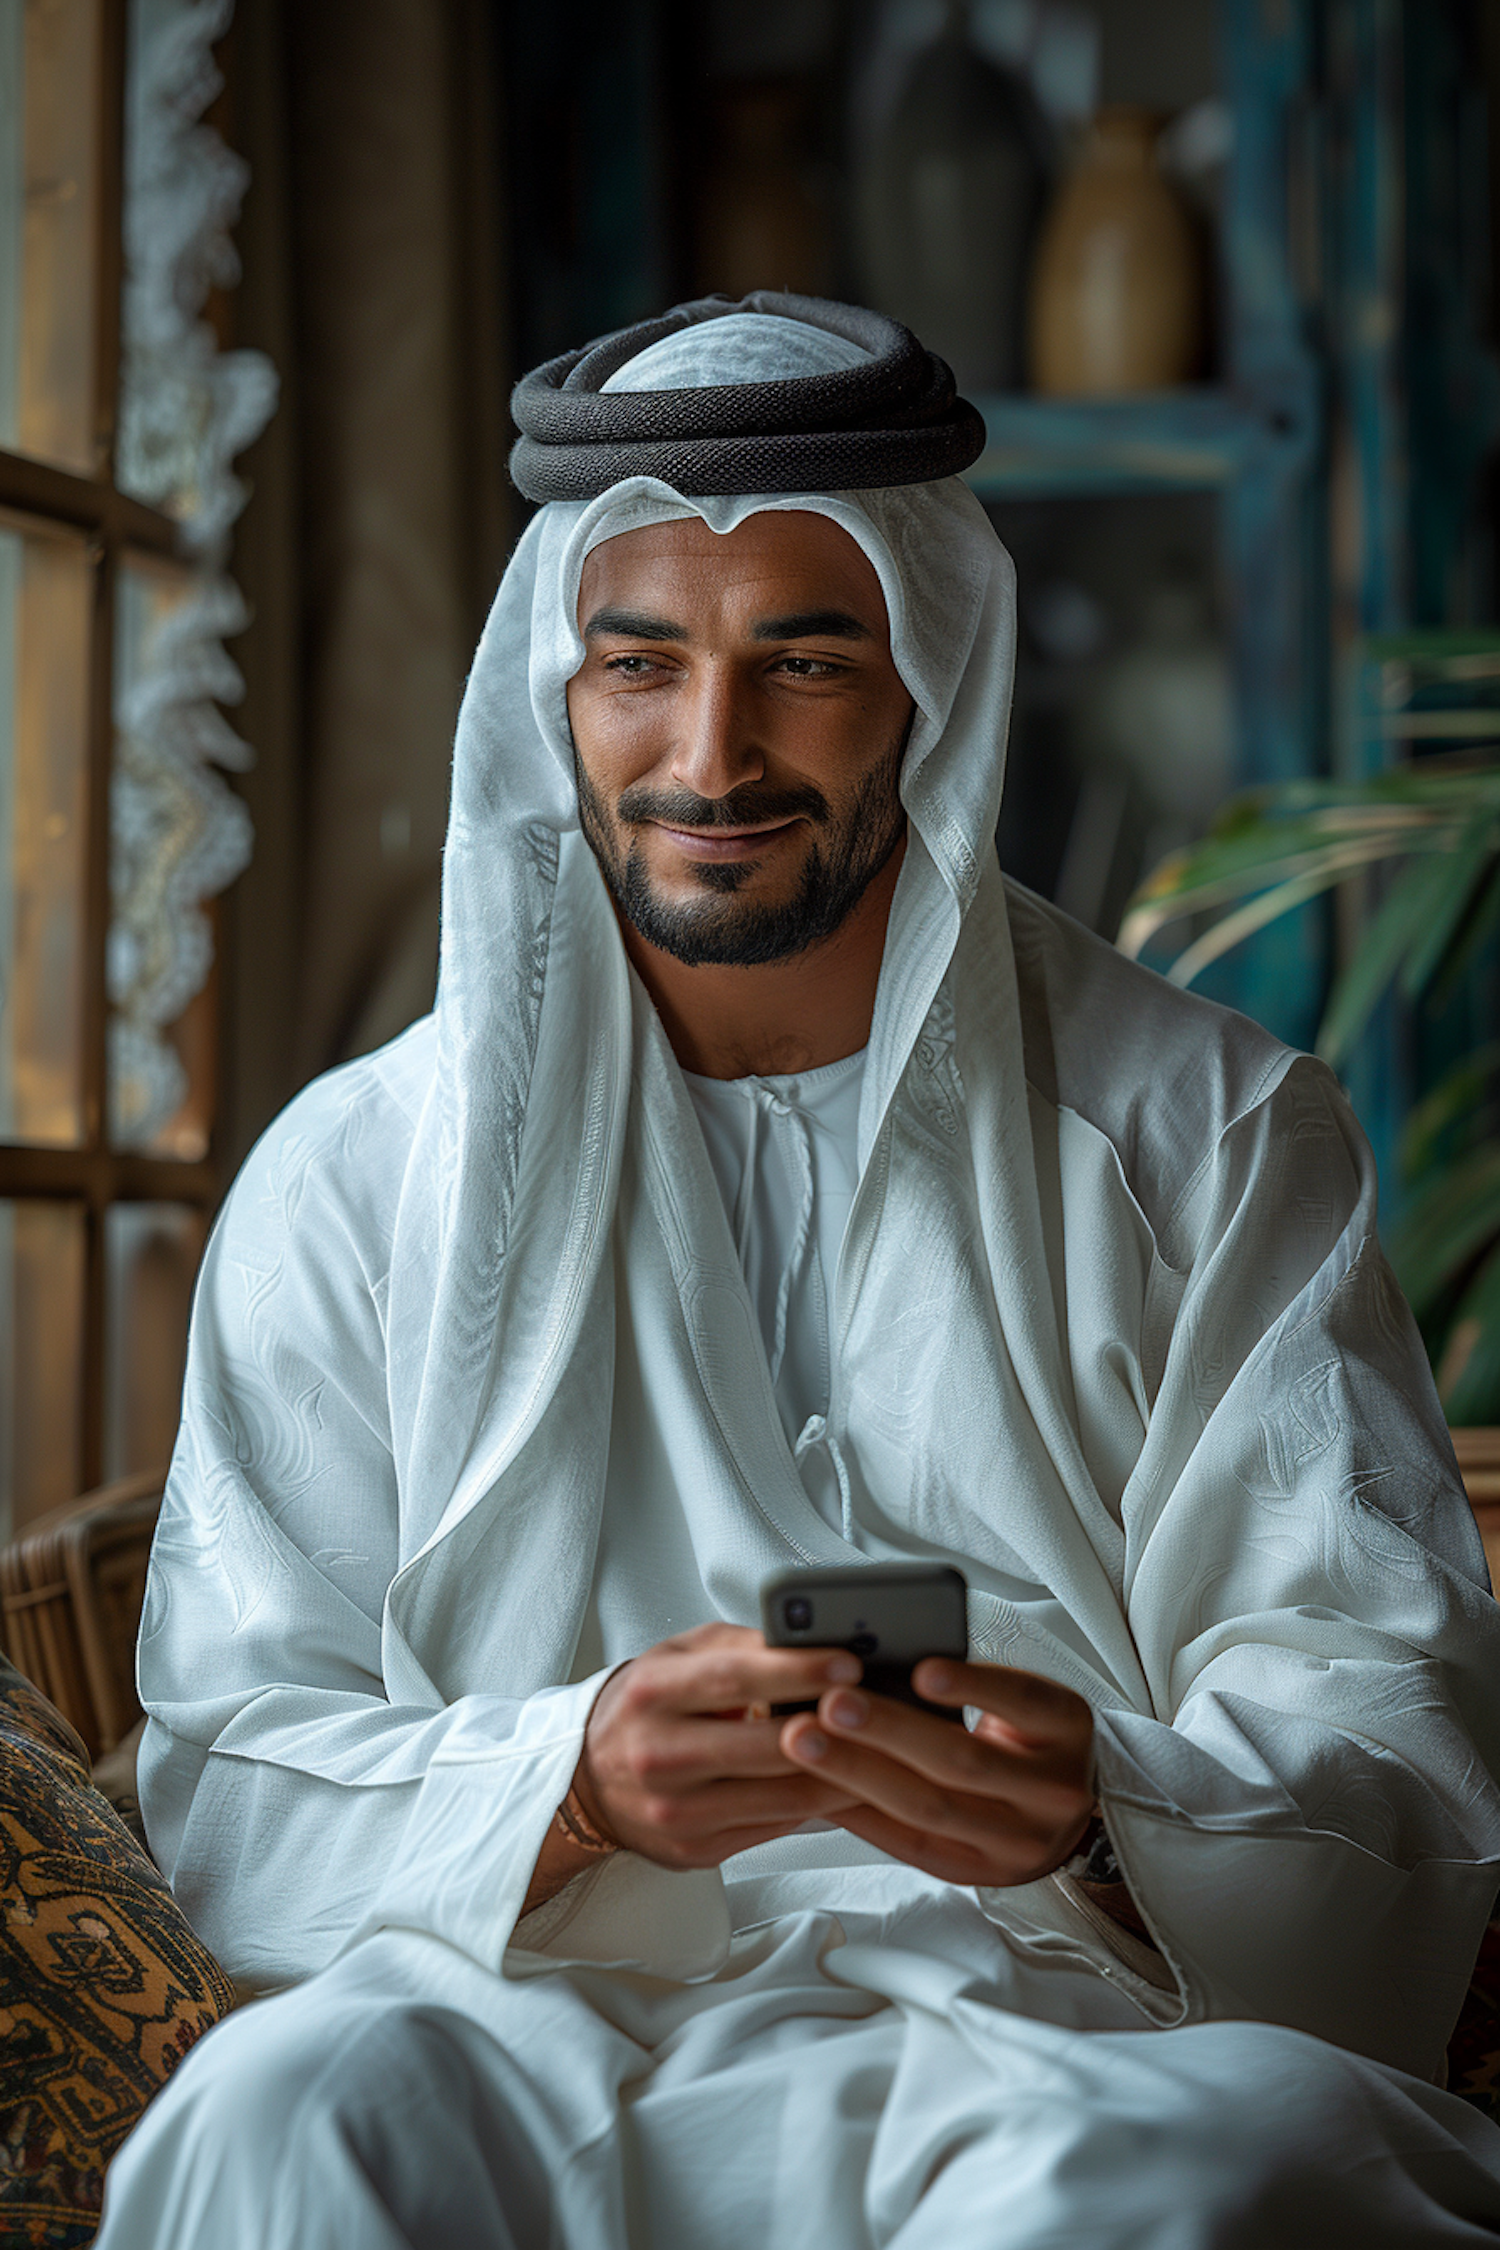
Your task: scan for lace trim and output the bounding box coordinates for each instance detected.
[109,0,277,1146]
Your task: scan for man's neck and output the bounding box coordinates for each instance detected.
[617,835,906,1080]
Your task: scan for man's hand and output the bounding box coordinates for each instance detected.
[778,1658,1096,1889]
[572,1623,864,1868]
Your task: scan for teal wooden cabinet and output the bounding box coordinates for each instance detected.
[964,0,1496,1067]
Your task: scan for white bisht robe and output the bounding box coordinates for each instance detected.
[116,316,1500,2241]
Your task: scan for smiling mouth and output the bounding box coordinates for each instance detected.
[651,818,800,858]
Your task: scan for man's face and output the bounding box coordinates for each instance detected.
[566,510,915,969]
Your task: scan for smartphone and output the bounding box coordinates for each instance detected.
[760,1561,969,1724]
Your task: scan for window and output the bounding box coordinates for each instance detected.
[0,0,271,1535]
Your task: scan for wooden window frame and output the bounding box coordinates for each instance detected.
[0,0,222,1510]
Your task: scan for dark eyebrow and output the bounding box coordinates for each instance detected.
[581,605,875,645]
[752,610,872,643]
[583,607,688,641]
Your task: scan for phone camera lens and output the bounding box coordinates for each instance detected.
[784,1596,813,1632]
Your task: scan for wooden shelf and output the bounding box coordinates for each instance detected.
[1456,1428,1500,1593]
[0,446,181,555]
[1456,1427,1500,1505]
[964,388,1277,501]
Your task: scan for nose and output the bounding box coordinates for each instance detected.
[667,662,764,803]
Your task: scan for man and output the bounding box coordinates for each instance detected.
[99,295,1500,2246]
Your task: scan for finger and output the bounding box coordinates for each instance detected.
[621,1642,861,1721]
[659,1623,764,1653]
[615,1713,855,1791]
[911,1660,1094,1753]
[670,1713,848,1777]
[660,1620,855,1680]
[781,1712,1008,1838]
[782,1701,1083,1845]
[799,1689,1088,1828]
[826,1799,1048,1888]
[589,1698,865,1818]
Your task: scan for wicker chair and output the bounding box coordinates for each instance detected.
[0,1470,164,1767]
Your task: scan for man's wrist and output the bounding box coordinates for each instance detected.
[519,1786,617,1922]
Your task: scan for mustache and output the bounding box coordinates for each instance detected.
[614,780,830,829]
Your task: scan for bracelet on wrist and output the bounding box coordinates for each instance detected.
[554,1786,619,1858]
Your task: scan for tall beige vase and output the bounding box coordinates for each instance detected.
[1028,106,1204,395]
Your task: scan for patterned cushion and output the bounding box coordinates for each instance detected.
[0,1654,234,2248]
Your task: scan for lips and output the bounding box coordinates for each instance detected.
[652,819,799,861]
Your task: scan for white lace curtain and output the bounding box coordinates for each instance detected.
[110,0,276,1146]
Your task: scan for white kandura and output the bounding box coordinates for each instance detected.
[99,311,1500,2247]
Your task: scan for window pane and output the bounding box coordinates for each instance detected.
[0,1197,86,1537]
[0,0,103,474]
[110,555,218,1158]
[0,513,92,1145]
[102,1200,203,1480]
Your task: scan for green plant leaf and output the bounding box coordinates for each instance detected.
[1315,850,1460,1067]
[1118,834,1409,960]
[1116,758,1500,1041]
[1158,852,1426,991]
[1118,796,1476,957]
[1431,859,1500,1010]
[1133,821,1381,902]
[1436,1238,1500,1426]
[1398,824,1500,1001]
[1401,1042,1500,1181]
[1387,1142,1500,1321]
[1252,764,1500,813]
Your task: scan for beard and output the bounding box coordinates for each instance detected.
[573,725,909,969]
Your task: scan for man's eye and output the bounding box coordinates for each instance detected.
[604,654,660,677]
[777,656,840,678]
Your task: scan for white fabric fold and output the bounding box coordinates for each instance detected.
[684,1047,863,1522]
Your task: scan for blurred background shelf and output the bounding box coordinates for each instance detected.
[966,389,1274,499]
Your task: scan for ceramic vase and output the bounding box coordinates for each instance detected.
[1028,106,1204,395]
[1071,567,1232,830]
[853,0,1048,394]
